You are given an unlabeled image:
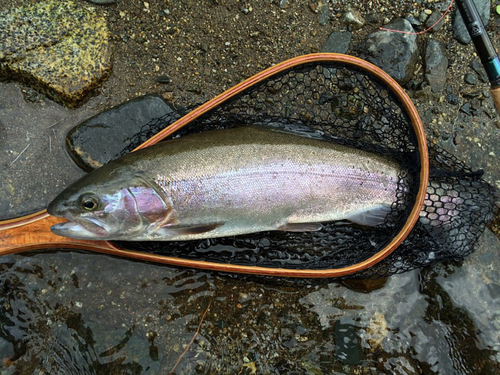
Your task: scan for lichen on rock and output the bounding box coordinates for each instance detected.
[0,1,111,107]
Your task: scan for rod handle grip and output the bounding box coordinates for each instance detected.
[492,86,500,117]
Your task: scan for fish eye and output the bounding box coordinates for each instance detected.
[80,194,99,211]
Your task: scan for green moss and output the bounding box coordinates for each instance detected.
[0,1,111,107]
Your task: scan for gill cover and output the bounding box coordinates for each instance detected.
[48,176,169,240]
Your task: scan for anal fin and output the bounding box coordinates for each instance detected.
[345,205,392,227]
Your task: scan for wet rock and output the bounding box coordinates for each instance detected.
[0,81,96,220]
[425,11,445,32]
[321,31,352,54]
[462,89,482,98]
[156,74,172,84]
[464,73,477,85]
[279,0,289,9]
[414,85,432,100]
[405,16,421,29]
[460,102,472,115]
[341,277,387,293]
[334,322,363,365]
[469,59,489,83]
[436,229,500,362]
[446,92,459,105]
[361,19,419,85]
[66,95,176,171]
[340,8,365,30]
[419,10,430,24]
[453,0,490,44]
[364,13,382,25]
[424,40,448,93]
[0,1,111,107]
[366,311,388,352]
[22,87,43,103]
[317,0,330,26]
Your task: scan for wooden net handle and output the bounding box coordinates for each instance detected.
[0,53,429,278]
[491,86,500,117]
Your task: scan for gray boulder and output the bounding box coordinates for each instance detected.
[361,19,420,85]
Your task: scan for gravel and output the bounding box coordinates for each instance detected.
[1,0,500,372]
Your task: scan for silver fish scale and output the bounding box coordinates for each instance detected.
[148,129,400,239]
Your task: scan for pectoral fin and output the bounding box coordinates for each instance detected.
[278,223,323,232]
[159,222,223,236]
[345,205,392,227]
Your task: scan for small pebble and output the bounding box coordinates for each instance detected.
[279,0,289,9]
[341,8,365,30]
[156,75,171,83]
[464,73,477,85]
[406,16,421,27]
[460,102,472,115]
[446,93,459,105]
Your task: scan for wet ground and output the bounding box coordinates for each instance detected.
[0,230,499,373]
[1,0,500,373]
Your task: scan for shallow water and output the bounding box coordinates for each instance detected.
[0,230,498,374]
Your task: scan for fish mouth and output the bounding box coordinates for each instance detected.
[51,218,109,240]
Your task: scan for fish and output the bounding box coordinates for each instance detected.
[47,126,401,241]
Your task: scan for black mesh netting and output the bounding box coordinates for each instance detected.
[110,61,495,278]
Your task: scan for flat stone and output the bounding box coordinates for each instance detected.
[66,95,177,171]
[424,39,448,93]
[0,1,111,107]
[453,0,490,45]
[360,18,419,85]
[321,31,352,54]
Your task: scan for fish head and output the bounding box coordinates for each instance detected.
[48,170,169,240]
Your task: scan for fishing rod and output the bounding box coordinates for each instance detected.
[455,0,500,115]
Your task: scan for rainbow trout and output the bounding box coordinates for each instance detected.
[48,126,401,241]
